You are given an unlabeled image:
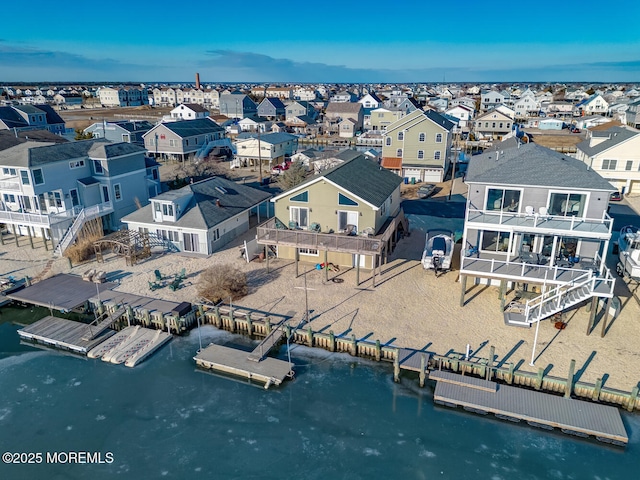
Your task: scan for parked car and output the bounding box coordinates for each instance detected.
[570,126,580,133]
[417,184,436,199]
[610,191,623,202]
[271,161,291,175]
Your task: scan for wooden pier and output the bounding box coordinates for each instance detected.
[81,306,126,341]
[18,316,116,354]
[194,344,293,389]
[430,370,628,446]
[247,323,285,362]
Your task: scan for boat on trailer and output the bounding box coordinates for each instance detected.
[421,231,455,274]
[617,225,640,279]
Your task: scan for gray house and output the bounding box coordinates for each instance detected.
[0,139,151,253]
[0,104,66,134]
[219,93,258,119]
[84,120,154,146]
[143,118,226,162]
[257,97,286,119]
[122,176,271,255]
[460,141,616,327]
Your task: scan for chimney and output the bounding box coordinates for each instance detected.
[195,73,201,90]
[215,199,222,207]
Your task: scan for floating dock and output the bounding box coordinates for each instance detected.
[430,370,628,446]
[18,316,116,354]
[88,326,172,367]
[194,344,293,389]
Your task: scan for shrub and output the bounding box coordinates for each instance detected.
[198,263,248,304]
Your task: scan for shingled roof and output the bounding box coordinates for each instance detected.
[466,142,615,191]
[575,126,640,157]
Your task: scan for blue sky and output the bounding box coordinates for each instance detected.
[2,0,640,83]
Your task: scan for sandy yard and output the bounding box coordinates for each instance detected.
[2,192,640,393]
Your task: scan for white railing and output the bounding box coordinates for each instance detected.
[0,209,51,227]
[524,271,594,324]
[466,207,613,235]
[0,179,21,191]
[54,202,113,255]
[460,256,591,283]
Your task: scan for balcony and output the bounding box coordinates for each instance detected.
[0,209,52,227]
[257,211,406,256]
[0,178,21,191]
[466,208,612,238]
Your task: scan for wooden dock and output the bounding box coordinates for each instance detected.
[397,348,431,372]
[430,370,628,446]
[194,344,293,389]
[81,306,126,341]
[18,316,116,354]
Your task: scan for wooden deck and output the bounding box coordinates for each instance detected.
[430,370,628,446]
[8,274,117,311]
[194,344,293,389]
[398,348,431,372]
[18,316,116,354]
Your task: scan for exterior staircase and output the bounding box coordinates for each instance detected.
[505,270,615,327]
[53,202,113,256]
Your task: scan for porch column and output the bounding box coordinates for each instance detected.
[499,280,507,310]
[27,226,34,249]
[600,298,610,338]
[600,239,610,275]
[40,228,48,250]
[372,254,377,287]
[265,245,270,274]
[586,297,598,335]
[356,254,360,286]
[12,224,19,247]
[324,250,328,282]
[0,227,4,245]
[459,275,467,307]
[295,248,299,277]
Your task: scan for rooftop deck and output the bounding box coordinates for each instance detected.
[466,208,612,238]
[256,210,406,256]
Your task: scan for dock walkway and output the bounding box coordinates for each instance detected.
[247,324,285,362]
[18,316,115,354]
[430,370,628,446]
[81,306,126,341]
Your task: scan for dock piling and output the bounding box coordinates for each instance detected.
[393,348,400,382]
[565,360,576,398]
[419,354,427,387]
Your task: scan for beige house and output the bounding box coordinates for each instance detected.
[369,107,404,132]
[234,133,298,168]
[575,125,640,194]
[324,103,363,135]
[473,109,513,140]
[256,153,407,272]
[381,109,454,183]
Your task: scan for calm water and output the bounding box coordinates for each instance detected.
[0,322,638,480]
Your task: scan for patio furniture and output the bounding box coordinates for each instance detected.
[154,269,163,282]
[148,281,162,291]
[169,277,183,291]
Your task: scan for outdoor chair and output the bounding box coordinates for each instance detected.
[148,281,162,291]
[176,268,186,280]
[169,277,183,291]
[154,269,163,282]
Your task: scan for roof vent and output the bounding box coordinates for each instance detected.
[215,186,228,195]
[215,199,222,207]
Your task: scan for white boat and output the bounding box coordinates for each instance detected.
[421,231,455,273]
[87,326,139,359]
[617,225,640,279]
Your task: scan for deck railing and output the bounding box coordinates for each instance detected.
[0,209,52,227]
[466,207,613,236]
[256,211,405,256]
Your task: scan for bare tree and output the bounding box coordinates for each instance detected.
[277,161,308,190]
[198,264,248,304]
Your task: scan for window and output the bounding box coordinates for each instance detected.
[385,137,391,146]
[290,206,308,228]
[481,230,511,253]
[69,160,85,169]
[435,133,443,143]
[396,149,403,157]
[70,189,79,207]
[338,193,358,206]
[418,132,426,142]
[486,188,521,212]
[397,131,404,141]
[212,228,220,242]
[602,159,617,170]
[154,202,161,212]
[338,210,358,232]
[499,123,503,129]
[290,191,308,202]
[93,160,104,174]
[549,192,586,217]
[626,160,633,171]
[492,122,496,128]
[32,169,44,185]
[162,203,174,216]
[298,248,319,256]
[434,151,441,160]
[3,194,16,203]
[417,150,424,159]
[169,139,175,147]
[20,170,30,185]
[152,168,159,180]
[114,184,122,201]
[2,168,16,176]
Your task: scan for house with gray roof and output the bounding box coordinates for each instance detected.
[0,104,66,134]
[84,120,153,146]
[122,176,271,255]
[142,118,225,162]
[257,97,286,119]
[234,132,298,168]
[575,125,640,195]
[256,153,408,270]
[460,142,616,327]
[324,102,363,136]
[0,139,152,254]
[219,93,257,119]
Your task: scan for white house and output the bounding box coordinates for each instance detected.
[445,105,474,129]
[170,103,209,120]
[576,94,609,116]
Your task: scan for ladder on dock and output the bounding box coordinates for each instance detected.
[247,324,285,362]
[81,306,126,341]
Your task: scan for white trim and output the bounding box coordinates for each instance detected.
[271,176,382,210]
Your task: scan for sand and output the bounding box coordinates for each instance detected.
[2,190,640,393]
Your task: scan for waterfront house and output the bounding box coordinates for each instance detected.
[84,120,153,146]
[234,132,298,168]
[576,94,609,116]
[219,93,258,120]
[624,98,640,128]
[0,139,151,253]
[285,101,317,121]
[473,109,513,141]
[459,141,616,326]
[575,125,640,194]
[324,103,364,136]
[381,109,454,183]
[122,176,271,255]
[445,105,474,129]
[143,118,225,163]
[369,107,404,132]
[480,91,507,111]
[0,104,66,135]
[256,153,407,270]
[358,92,383,109]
